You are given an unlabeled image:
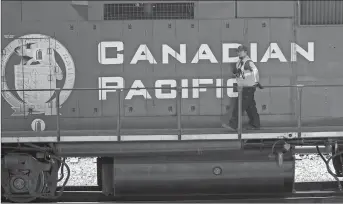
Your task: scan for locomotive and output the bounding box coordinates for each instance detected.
[1,0,343,202]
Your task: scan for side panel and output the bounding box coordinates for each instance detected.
[1,1,22,31]
[149,20,178,117]
[122,21,153,117]
[268,19,294,116]
[175,20,200,117]
[197,1,236,19]
[21,1,86,21]
[220,19,245,122]
[237,1,294,18]
[245,18,271,119]
[2,1,343,138]
[96,21,123,118]
[198,20,222,116]
[296,26,343,126]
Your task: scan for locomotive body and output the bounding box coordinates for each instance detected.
[2,1,343,138]
[1,1,343,203]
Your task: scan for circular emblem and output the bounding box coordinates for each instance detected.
[1,34,75,116]
[31,119,46,131]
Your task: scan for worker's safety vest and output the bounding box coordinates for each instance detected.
[236,57,257,87]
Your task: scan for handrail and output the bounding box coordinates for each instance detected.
[296,86,303,138]
[117,91,122,141]
[56,90,61,142]
[237,86,243,140]
[177,87,182,140]
[2,84,343,142]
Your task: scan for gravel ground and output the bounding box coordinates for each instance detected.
[294,154,343,182]
[58,154,343,186]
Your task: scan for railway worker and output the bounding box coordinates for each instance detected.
[222,45,261,131]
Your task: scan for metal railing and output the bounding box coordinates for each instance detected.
[2,84,343,141]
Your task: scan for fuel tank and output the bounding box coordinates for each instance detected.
[108,150,294,196]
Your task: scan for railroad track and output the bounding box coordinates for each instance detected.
[2,193,343,203]
[2,182,343,203]
[13,191,343,203]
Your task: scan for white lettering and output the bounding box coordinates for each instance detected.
[260,43,287,62]
[191,44,218,64]
[125,80,152,99]
[98,42,124,65]
[181,79,189,98]
[192,79,213,98]
[99,77,124,100]
[250,43,258,62]
[291,42,314,62]
[162,44,186,64]
[222,43,240,63]
[216,79,223,98]
[227,78,238,98]
[155,80,177,99]
[97,78,274,100]
[98,42,315,64]
[130,44,157,64]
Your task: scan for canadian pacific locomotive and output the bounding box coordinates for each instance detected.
[1,0,343,202]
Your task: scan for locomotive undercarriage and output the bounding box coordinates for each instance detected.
[1,138,343,203]
[1,144,69,203]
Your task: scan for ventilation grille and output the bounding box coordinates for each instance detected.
[299,0,343,25]
[104,2,195,20]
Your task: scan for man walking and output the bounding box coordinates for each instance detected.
[222,45,261,131]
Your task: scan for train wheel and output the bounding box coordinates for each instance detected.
[2,171,46,203]
[1,153,60,203]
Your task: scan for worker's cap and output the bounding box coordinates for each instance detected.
[236,45,248,52]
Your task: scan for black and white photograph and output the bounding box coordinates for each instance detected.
[1,0,343,203]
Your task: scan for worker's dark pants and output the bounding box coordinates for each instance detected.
[229,87,260,129]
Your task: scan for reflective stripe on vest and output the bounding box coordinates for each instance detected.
[236,58,256,87]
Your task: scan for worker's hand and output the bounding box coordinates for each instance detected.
[254,82,264,89]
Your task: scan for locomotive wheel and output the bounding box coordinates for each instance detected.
[3,171,46,203]
[332,143,343,177]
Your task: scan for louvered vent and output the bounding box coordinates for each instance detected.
[104,2,195,20]
[299,0,343,25]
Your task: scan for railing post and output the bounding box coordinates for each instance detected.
[237,85,243,140]
[117,90,121,141]
[177,87,182,140]
[56,89,61,142]
[296,84,303,138]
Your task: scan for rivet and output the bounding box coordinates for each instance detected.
[213,167,222,175]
